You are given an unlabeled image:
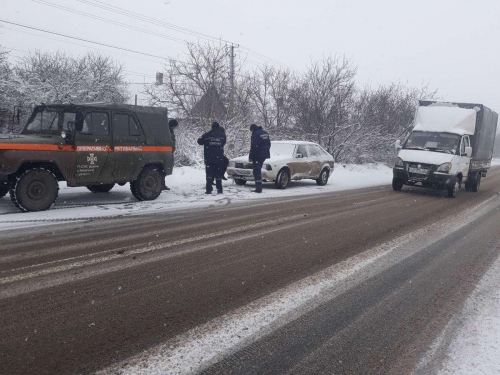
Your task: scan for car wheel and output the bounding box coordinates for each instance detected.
[234,179,247,186]
[316,168,329,186]
[11,168,59,212]
[0,186,8,198]
[130,165,163,201]
[275,169,290,189]
[86,184,115,193]
[447,180,460,198]
[392,177,403,191]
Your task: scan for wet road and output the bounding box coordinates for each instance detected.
[1,168,500,375]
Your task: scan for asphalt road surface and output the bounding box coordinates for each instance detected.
[1,168,500,375]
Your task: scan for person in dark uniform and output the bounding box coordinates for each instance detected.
[248,123,271,193]
[163,118,179,191]
[197,121,227,194]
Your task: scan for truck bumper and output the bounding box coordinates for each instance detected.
[393,167,456,189]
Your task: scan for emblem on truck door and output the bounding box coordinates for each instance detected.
[87,153,98,165]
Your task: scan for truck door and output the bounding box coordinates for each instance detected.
[75,111,114,185]
[112,113,145,183]
[459,136,471,179]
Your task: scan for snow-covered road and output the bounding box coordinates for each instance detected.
[2,161,500,375]
[0,163,393,230]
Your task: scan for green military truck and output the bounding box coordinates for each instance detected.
[0,103,174,212]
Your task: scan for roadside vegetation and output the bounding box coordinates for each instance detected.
[0,42,438,166]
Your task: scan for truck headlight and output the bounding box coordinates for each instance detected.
[264,164,272,171]
[395,157,404,168]
[437,162,451,173]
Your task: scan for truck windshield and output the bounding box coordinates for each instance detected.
[22,108,80,135]
[403,131,460,154]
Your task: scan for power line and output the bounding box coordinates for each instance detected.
[0,19,173,61]
[1,25,166,65]
[77,0,232,45]
[74,0,303,73]
[33,0,189,45]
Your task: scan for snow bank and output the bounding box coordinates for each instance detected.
[0,164,393,230]
[437,252,500,374]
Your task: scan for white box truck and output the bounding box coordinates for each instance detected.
[393,101,498,197]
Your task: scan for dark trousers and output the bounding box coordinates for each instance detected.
[206,163,223,193]
[252,160,264,192]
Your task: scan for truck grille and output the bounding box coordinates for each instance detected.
[235,162,253,169]
[407,162,433,180]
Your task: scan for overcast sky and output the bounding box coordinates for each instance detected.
[2,0,500,111]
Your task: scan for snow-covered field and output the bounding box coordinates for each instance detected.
[0,163,393,230]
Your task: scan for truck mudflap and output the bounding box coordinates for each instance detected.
[393,167,457,189]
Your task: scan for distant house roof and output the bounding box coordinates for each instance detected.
[190,86,227,120]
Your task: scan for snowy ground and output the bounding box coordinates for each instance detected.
[435,253,500,375]
[0,163,393,230]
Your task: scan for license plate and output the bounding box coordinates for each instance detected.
[409,167,429,175]
[235,169,252,176]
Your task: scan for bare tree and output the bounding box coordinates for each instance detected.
[145,42,231,120]
[247,65,295,130]
[13,51,128,106]
[292,55,357,159]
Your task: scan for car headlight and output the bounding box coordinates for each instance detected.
[264,164,272,171]
[228,161,235,168]
[395,157,404,168]
[437,162,451,173]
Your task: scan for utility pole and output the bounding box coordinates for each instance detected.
[228,44,238,115]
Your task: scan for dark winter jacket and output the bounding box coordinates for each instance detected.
[170,128,176,152]
[197,127,227,165]
[249,126,271,162]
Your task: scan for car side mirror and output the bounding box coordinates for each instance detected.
[295,153,303,158]
[465,146,472,158]
[395,140,401,151]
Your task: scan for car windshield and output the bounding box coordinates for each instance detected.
[270,142,296,157]
[403,131,460,154]
[23,108,79,135]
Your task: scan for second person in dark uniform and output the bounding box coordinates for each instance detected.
[249,123,271,193]
[197,121,227,194]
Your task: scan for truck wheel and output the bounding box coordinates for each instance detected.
[11,168,59,212]
[447,180,459,198]
[86,184,115,193]
[469,174,481,192]
[392,177,403,191]
[130,166,163,201]
[0,186,8,198]
[316,168,330,186]
[275,169,290,189]
[234,179,247,186]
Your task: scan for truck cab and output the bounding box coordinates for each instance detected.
[393,101,498,198]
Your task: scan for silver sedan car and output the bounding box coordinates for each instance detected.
[227,141,334,189]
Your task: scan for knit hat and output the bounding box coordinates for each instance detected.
[249,124,258,131]
[211,121,220,129]
[168,119,179,128]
